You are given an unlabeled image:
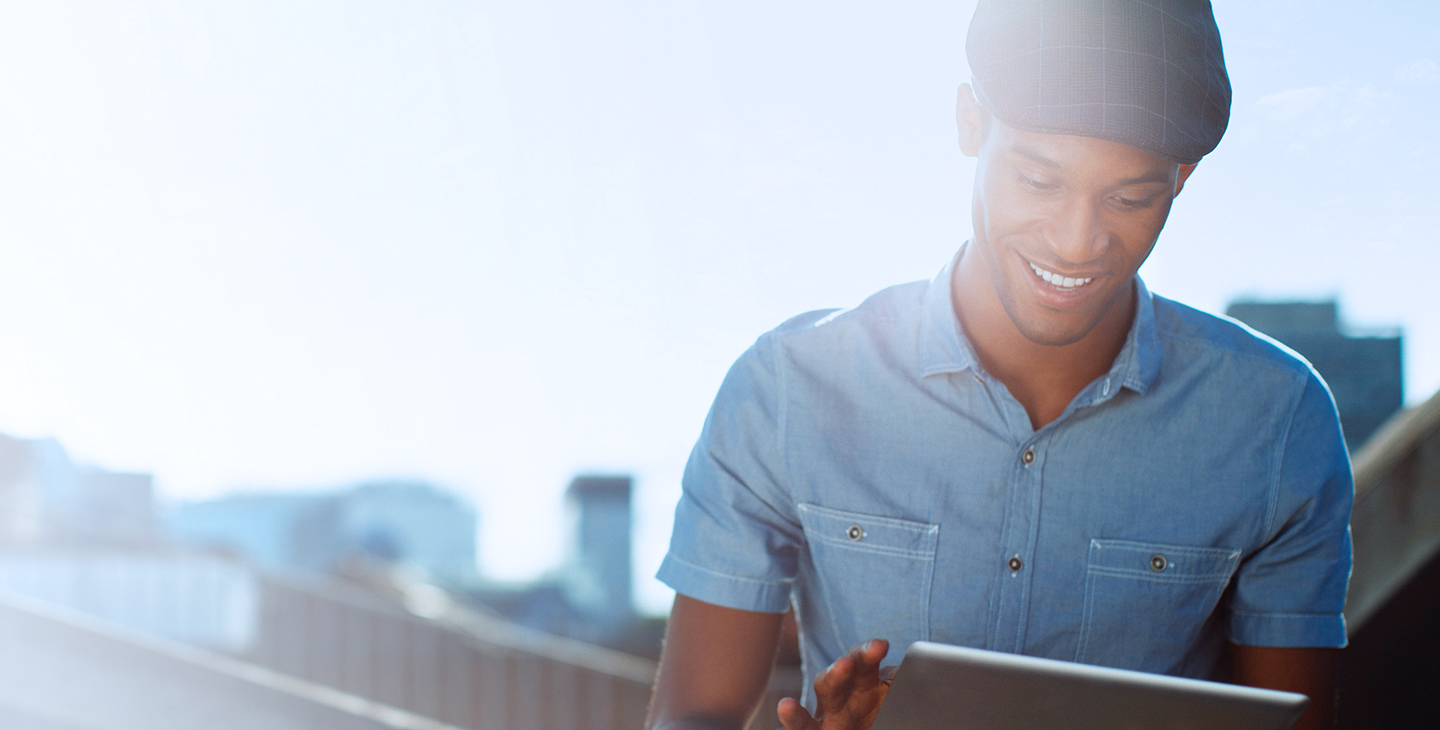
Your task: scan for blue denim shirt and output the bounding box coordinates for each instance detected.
[658,252,1352,702]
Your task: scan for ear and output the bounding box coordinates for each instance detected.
[956,83,986,157]
[1173,163,1198,197]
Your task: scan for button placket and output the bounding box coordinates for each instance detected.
[993,438,1044,652]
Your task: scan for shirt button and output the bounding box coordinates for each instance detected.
[1150,554,1168,572]
[1007,556,1023,572]
[1021,448,1036,465]
[847,525,864,541]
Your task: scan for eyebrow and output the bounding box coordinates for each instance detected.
[1010,144,1060,169]
[1116,170,1176,186]
[1009,143,1176,186]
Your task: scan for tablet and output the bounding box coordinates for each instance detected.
[871,642,1309,730]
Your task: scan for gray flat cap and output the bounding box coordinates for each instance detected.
[966,0,1230,164]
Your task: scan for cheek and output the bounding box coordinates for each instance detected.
[976,178,1042,237]
[1109,204,1174,260]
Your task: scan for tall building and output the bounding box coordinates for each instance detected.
[1226,300,1403,449]
[563,475,633,629]
[466,473,655,654]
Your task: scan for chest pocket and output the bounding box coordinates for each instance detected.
[1075,539,1241,673]
[798,503,939,665]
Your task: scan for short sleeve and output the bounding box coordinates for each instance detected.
[1228,372,1354,648]
[656,332,802,613]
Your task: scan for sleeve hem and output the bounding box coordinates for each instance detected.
[1228,610,1348,648]
[656,554,793,614]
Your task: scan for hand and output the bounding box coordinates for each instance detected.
[777,639,897,730]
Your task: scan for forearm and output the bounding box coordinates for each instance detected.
[645,595,784,730]
[1231,645,1339,730]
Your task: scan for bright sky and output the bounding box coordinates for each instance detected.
[0,0,1433,615]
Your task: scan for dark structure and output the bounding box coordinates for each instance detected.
[1338,386,1440,729]
[1226,300,1403,449]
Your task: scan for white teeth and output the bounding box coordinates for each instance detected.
[1028,262,1093,289]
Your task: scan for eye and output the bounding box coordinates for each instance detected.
[1111,194,1156,210]
[1017,173,1057,192]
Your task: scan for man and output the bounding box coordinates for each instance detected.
[646,1,1352,729]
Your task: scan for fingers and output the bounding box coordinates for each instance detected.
[813,639,890,717]
[877,664,899,684]
[856,639,889,680]
[777,697,820,730]
[812,652,856,716]
[846,639,891,693]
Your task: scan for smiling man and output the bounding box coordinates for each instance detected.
[645,2,1352,730]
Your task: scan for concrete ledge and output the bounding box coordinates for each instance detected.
[0,591,466,730]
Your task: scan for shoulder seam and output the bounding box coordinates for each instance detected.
[771,330,793,505]
[772,307,909,346]
[1263,370,1312,544]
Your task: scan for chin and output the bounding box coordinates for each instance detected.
[1013,319,1094,347]
[1003,297,1108,347]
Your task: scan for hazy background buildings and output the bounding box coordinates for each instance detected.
[0,430,657,655]
[0,436,666,728]
[168,481,481,584]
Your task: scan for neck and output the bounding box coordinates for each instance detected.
[951,245,1136,430]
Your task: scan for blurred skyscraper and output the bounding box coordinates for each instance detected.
[465,473,658,656]
[1227,300,1403,448]
[563,475,633,630]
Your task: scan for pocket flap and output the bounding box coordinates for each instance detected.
[799,503,938,557]
[1087,539,1240,581]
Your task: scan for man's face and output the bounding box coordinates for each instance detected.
[964,107,1192,347]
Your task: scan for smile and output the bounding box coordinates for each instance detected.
[1028,261,1095,290]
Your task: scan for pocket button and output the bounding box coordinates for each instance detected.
[846,525,864,541]
[1149,554,1168,572]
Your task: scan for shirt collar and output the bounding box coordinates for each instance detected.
[918,249,980,377]
[917,246,1162,395]
[1113,276,1161,395]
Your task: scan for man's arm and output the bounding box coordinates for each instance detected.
[645,594,784,730]
[647,595,894,730]
[1227,371,1349,730]
[1232,644,1339,730]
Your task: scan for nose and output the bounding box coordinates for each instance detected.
[1044,197,1109,264]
